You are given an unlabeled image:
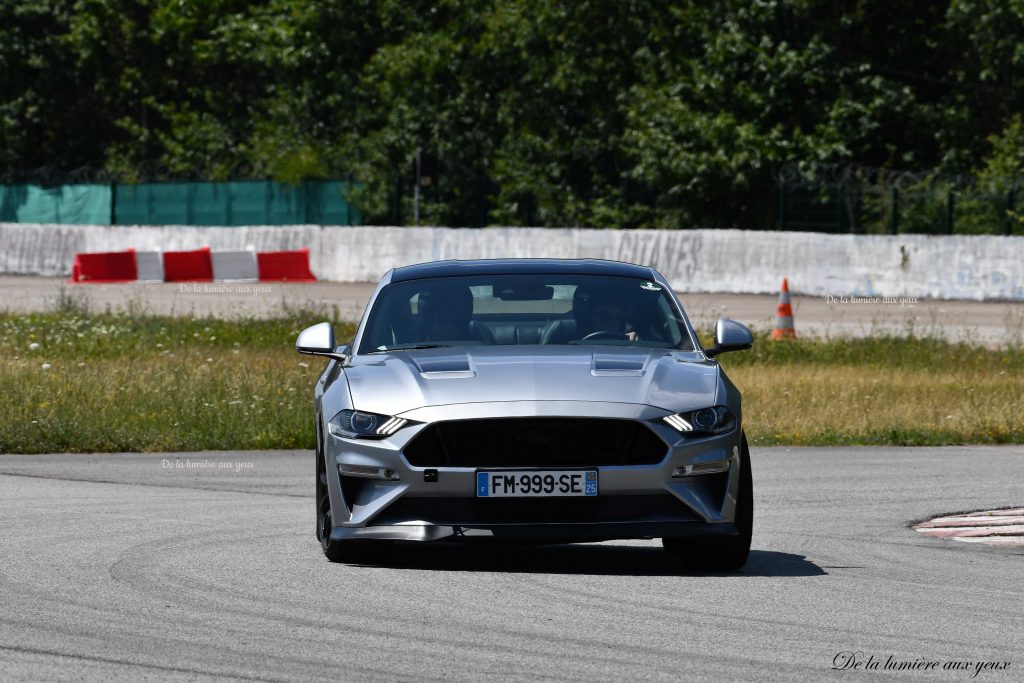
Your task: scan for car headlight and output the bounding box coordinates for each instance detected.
[328,409,410,439]
[662,405,735,436]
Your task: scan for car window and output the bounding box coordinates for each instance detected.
[359,274,695,353]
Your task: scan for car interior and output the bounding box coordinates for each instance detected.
[362,276,693,351]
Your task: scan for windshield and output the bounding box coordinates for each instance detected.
[358,274,695,353]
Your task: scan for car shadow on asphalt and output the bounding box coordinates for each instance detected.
[363,544,826,577]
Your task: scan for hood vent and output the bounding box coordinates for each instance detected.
[591,353,647,376]
[412,352,476,379]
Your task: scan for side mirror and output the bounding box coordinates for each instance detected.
[296,322,350,361]
[705,318,753,358]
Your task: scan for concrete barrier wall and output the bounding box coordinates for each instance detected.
[2,222,1022,300]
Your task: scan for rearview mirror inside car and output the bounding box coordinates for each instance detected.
[492,283,555,301]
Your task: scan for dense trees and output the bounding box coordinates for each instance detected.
[1,0,1022,227]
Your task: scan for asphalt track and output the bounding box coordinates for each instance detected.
[4,275,1024,346]
[0,447,1021,681]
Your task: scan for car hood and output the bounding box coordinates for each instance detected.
[342,346,718,416]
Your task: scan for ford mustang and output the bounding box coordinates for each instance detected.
[297,259,754,570]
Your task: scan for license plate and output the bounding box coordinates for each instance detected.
[475,470,598,498]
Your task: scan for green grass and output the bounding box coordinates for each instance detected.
[716,332,1024,446]
[0,306,356,453]
[1,310,1022,453]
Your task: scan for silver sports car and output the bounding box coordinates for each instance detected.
[297,259,755,570]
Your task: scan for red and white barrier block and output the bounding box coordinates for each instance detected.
[211,250,260,281]
[135,251,165,282]
[69,247,316,283]
[70,249,138,283]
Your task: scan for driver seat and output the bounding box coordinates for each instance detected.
[538,318,577,344]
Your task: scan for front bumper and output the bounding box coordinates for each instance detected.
[323,401,743,542]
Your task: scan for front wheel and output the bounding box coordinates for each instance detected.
[663,434,753,571]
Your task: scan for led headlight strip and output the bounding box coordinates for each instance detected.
[662,405,735,436]
[376,417,408,436]
[663,414,693,432]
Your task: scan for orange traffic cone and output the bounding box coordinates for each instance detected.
[772,278,797,340]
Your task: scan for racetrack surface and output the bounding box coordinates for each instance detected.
[0,447,1021,681]
[4,275,1023,346]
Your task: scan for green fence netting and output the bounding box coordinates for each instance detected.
[0,180,360,226]
[113,180,360,226]
[0,184,113,224]
[777,177,1022,235]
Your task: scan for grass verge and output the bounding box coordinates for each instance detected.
[715,333,1024,446]
[1,309,1021,452]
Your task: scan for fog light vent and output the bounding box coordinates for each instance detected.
[672,461,730,477]
[338,463,400,480]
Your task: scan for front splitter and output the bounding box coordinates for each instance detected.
[330,521,738,544]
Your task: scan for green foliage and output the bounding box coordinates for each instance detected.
[978,115,1024,183]
[968,116,1024,234]
[2,1,1024,227]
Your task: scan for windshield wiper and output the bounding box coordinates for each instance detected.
[367,343,451,354]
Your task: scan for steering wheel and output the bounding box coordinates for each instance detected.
[580,330,624,341]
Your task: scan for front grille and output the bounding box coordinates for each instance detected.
[375,494,698,525]
[403,417,668,467]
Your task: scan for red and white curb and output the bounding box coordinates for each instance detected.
[913,508,1024,547]
[69,247,316,283]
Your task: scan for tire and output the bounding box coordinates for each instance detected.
[663,434,753,571]
[316,446,391,564]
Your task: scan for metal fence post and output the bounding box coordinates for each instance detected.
[890,187,899,234]
[186,183,195,225]
[265,180,272,224]
[303,180,311,224]
[346,180,353,226]
[1008,188,1016,235]
[413,149,421,227]
[394,175,403,225]
[777,181,786,229]
[225,182,233,226]
[848,184,860,234]
[835,182,843,232]
[945,190,955,234]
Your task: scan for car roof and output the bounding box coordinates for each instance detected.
[390,258,655,282]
